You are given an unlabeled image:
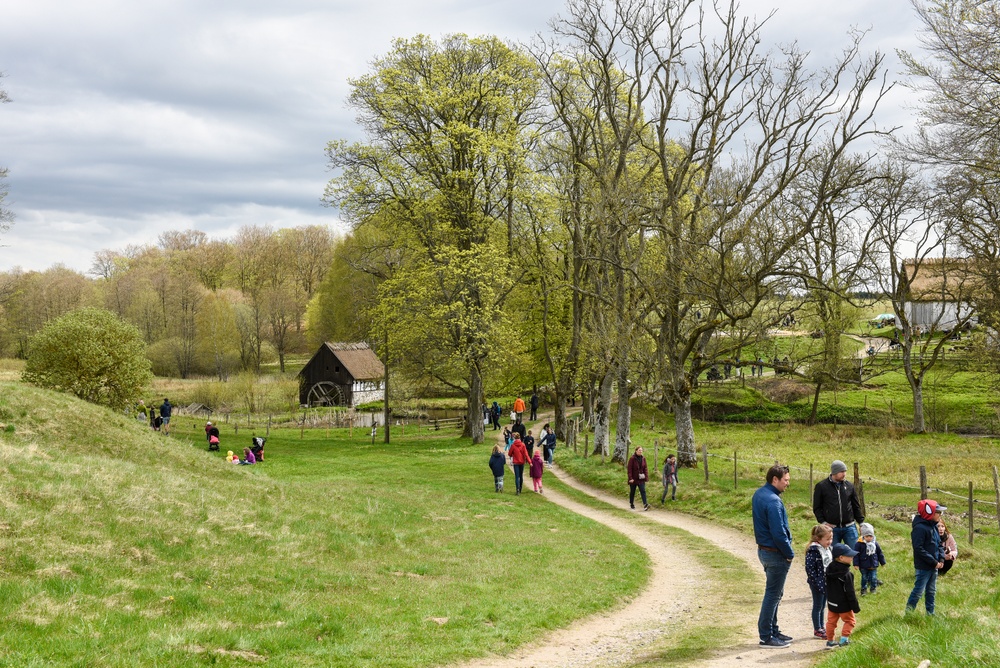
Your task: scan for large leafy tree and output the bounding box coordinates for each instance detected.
[23,307,152,410]
[326,34,539,443]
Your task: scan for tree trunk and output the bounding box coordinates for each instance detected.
[592,369,613,455]
[674,396,696,467]
[553,386,568,442]
[911,377,926,433]
[383,336,391,444]
[464,363,485,443]
[612,366,631,464]
[808,379,822,426]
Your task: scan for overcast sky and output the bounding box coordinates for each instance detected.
[0,0,925,273]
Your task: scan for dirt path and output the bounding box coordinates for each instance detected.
[453,418,828,667]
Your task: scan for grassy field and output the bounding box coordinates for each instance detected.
[559,407,1000,667]
[0,382,650,667]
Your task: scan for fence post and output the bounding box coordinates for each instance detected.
[434,419,439,431]
[267,415,272,438]
[300,411,306,439]
[734,450,738,490]
[993,466,1000,536]
[810,463,814,505]
[654,439,658,478]
[234,424,239,436]
[584,433,589,459]
[573,422,578,454]
[702,442,709,482]
[920,466,928,500]
[855,462,866,519]
[968,481,975,545]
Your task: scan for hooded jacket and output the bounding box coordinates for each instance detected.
[508,439,530,465]
[911,515,944,570]
[826,560,861,614]
[627,453,648,485]
[489,451,506,478]
[852,538,886,570]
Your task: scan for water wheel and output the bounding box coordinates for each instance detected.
[306,381,345,407]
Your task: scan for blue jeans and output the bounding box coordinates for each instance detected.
[832,524,858,546]
[860,568,878,591]
[513,464,524,493]
[809,583,827,632]
[629,483,647,508]
[906,568,937,614]
[757,549,792,641]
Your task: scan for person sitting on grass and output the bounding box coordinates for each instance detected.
[240,447,256,465]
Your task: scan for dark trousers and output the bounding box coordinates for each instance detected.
[530,407,537,420]
[513,464,525,493]
[629,483,647,508]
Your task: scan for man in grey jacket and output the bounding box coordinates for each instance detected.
[813,460,864,545]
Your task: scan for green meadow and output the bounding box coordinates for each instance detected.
[0,382,648,667]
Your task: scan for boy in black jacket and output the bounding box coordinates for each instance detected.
[825,543,861,648]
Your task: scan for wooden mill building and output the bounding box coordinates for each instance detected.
[298,342,385,408]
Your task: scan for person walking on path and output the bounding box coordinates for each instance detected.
[522,430,536,458]
[752,463,795,648]
[660,453,678,503]
[529,449,545,493]
[906,499,945,616]
[508,436,530,495]
[627,447,650,511]
[513,396,526,421]
[491,401,501,430]
[159,398,173,436]
[813,460,864,545]
[825,543,861,648]
[529,392,539,421]
[540,424,556,465]
[489,444,506,493]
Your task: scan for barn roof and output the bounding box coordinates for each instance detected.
[903,258,980,303]
[300,342,384,381]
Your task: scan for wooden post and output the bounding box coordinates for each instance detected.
[584,433,589,459]
[702,442,709,482]
[434,419,439,431]
[809,463,814,504]
[234,424,239,436]
[993,466,1000,536]
[654,439,658,478]
[855,462,866,519]
[920,466,928,499]
[350,419,353,439]
[267,415,272,438]
[573,423,578,454]
[969,481,975,545]
[300,411,306,439]
[734,450,738,490]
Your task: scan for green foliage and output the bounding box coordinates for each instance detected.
[22,307,152,410]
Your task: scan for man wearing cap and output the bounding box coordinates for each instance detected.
[813,460,864,546]
[752,463,794,648]
[906,499,946,615]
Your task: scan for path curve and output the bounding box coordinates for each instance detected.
[453,418,829,667]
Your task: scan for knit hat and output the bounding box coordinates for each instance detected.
[831,460,848,475]
[859,522,875,538]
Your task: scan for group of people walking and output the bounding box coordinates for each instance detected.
[753,459,956,651]
[490,420,556,495]
[136,398,172,435]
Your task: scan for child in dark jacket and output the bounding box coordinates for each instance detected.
[489,444,506,492]
[853,522,886,595]
[826,543,861,648]
[805,524,833,639]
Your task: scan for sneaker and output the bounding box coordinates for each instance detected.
[814,630,827,639]
[860,590,867,597]
[630,505,635,510]
[759,637,788,648]
[839,637,850,646]
[643,504,650,511]
[773,632,793,642]
[826,640,838,649]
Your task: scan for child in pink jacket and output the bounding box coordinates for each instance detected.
[529,449,545,493]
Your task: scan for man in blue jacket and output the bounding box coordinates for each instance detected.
[906,498,946,615]
[752,463,794,648]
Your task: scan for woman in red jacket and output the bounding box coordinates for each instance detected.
[508,436,530,495]
[627,446,650,510]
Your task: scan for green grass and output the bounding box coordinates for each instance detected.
[558,409,1000,667]
[0,382,648,667]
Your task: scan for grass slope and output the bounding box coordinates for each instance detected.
[0,383,647,667]
[560,410,1000,667]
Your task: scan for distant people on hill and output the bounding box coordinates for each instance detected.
[136,399,147,422]
[627,446,650,511]
[529,392,539,420]
[489,444,506,493]
[250,436,265,462]
[813,460,864,545]
[490,401,502,430]
[205,421,219,443]
[159,398,172,435]
[149,407,161,432]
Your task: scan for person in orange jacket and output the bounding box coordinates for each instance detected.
[513,396,526,420]
[508,436,530,495]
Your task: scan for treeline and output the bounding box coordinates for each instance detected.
[320,0,1000,463]
[0,226,339,378]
